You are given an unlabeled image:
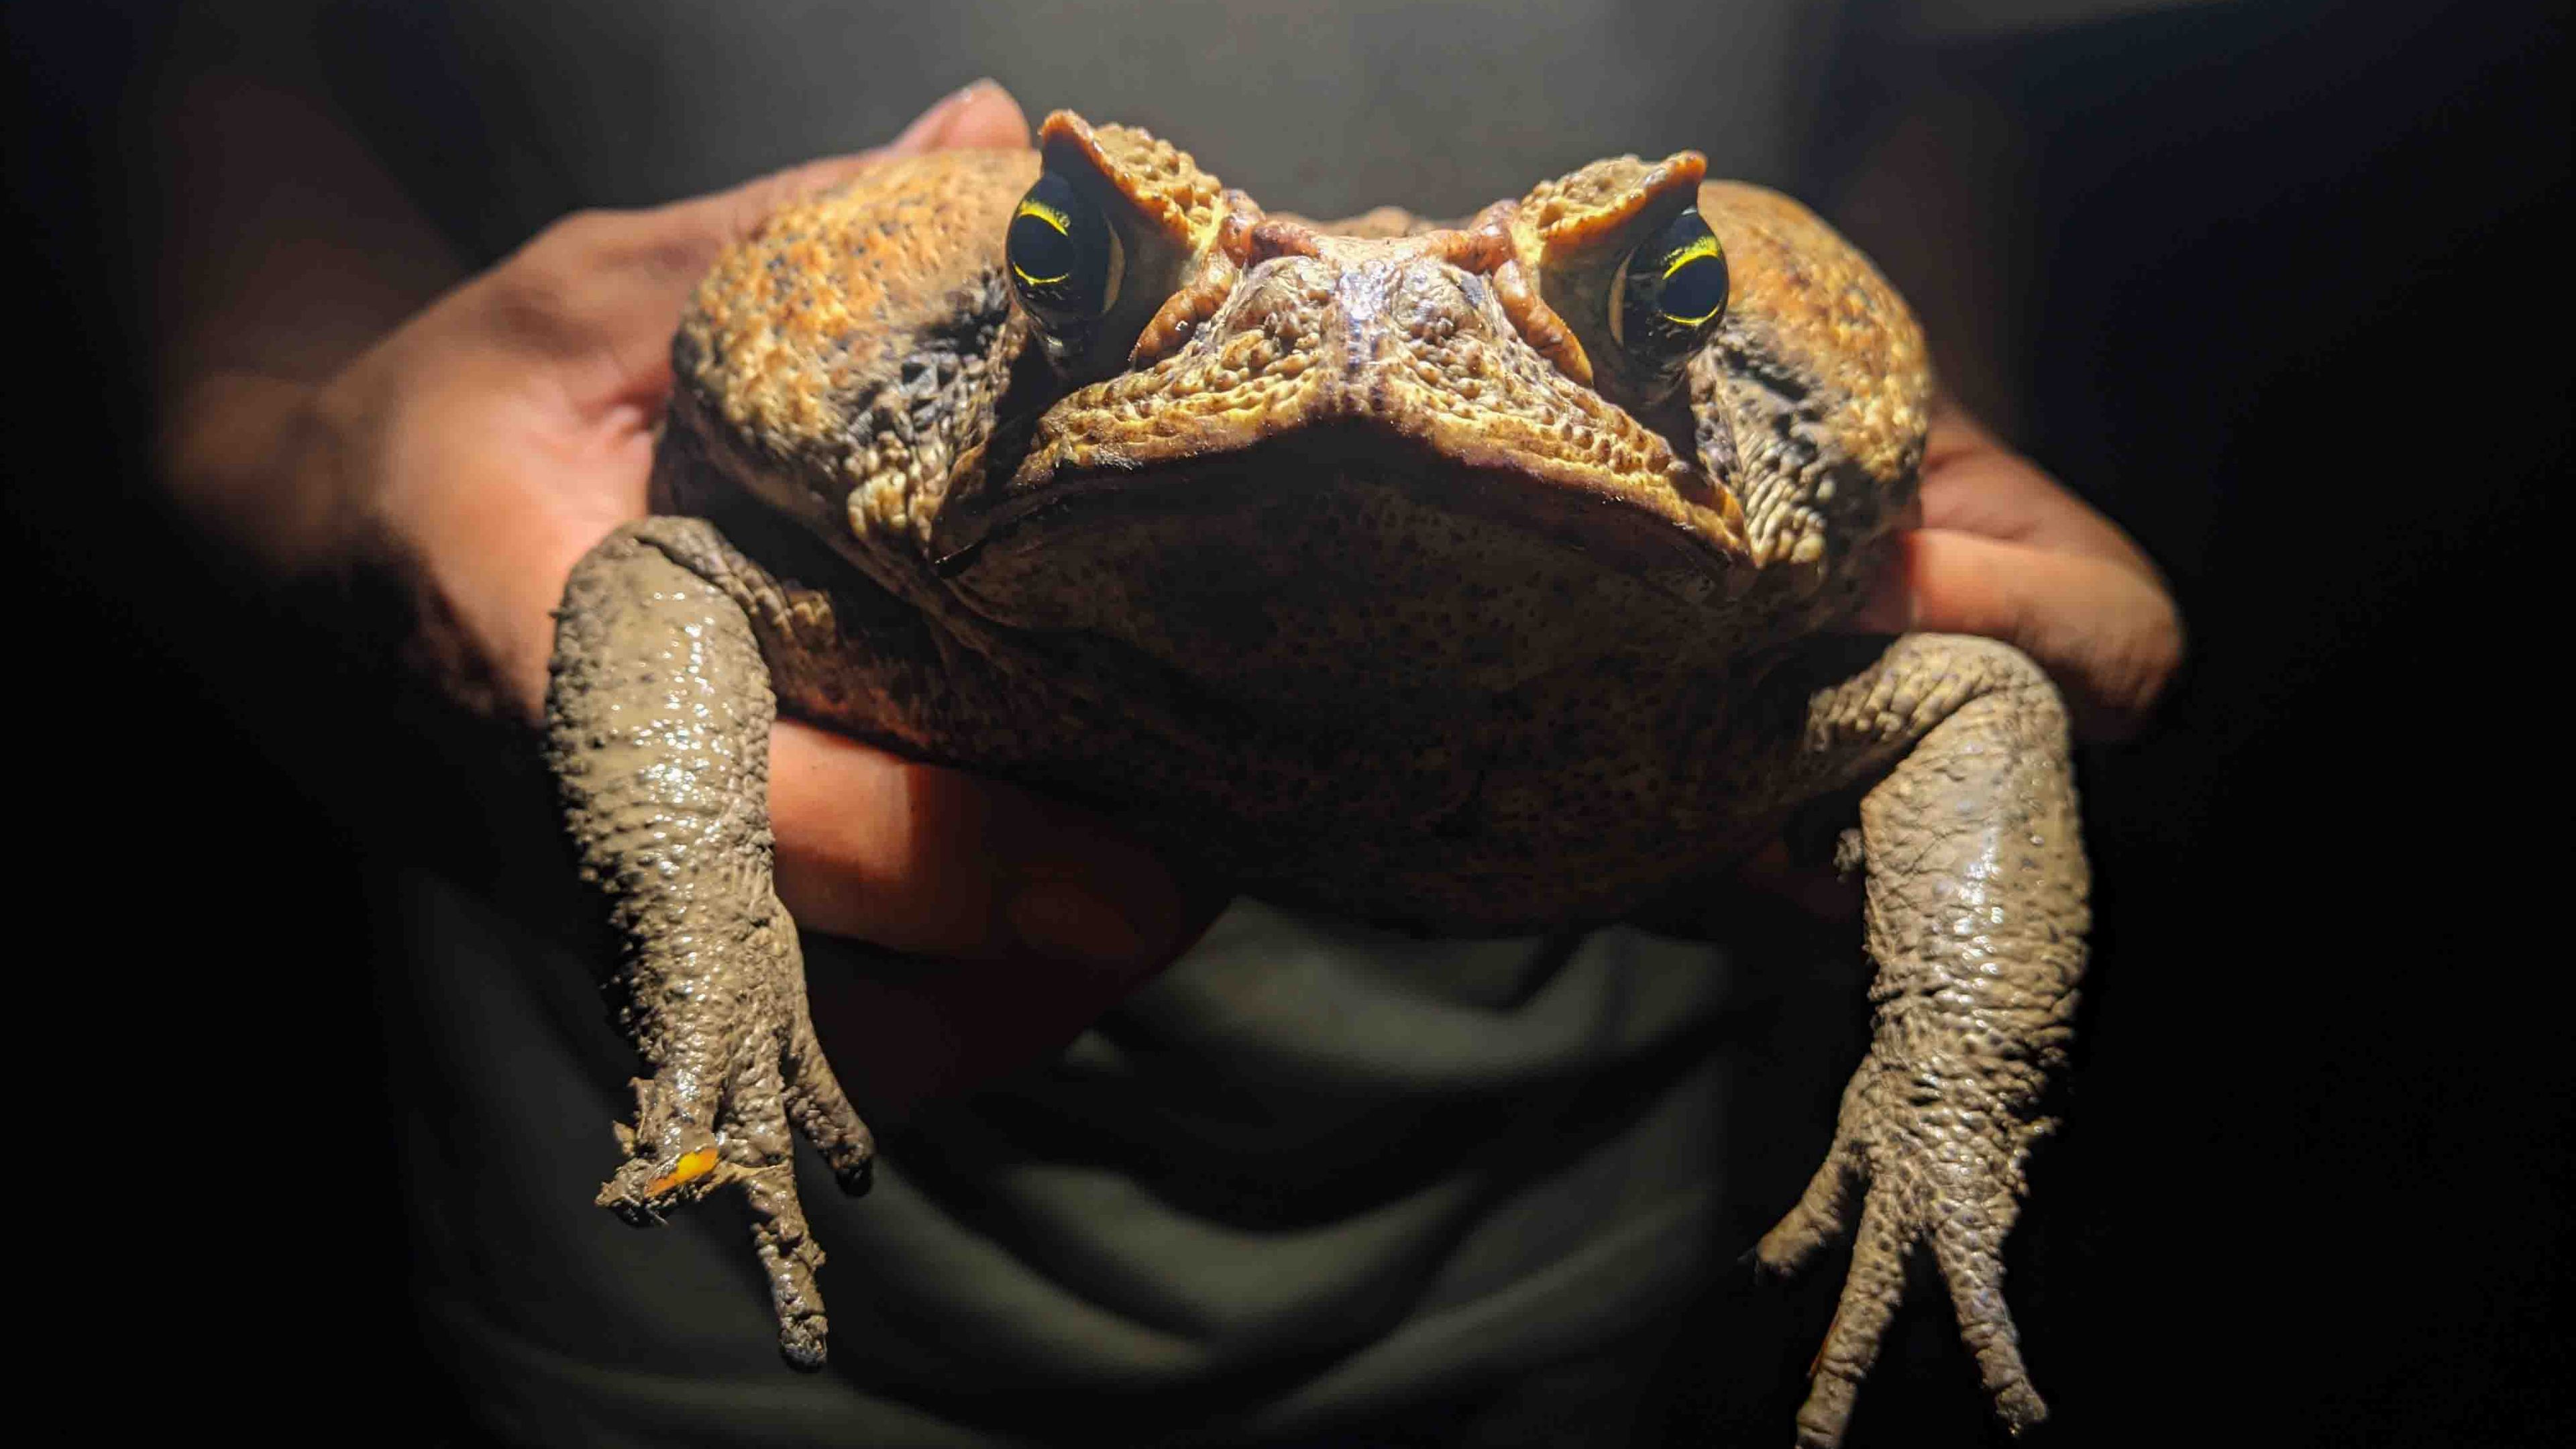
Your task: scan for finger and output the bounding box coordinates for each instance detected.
[800,892,1225,1125]
[686,79,1032,261]
[769,722,1224,1121]
[1919,421,2158,578]
[1795,1185,1913,1449]
[1929,1201,2049,1436]
[538,80,1034,403]
[724,78,1032,240]
[769,720,1195,963]
[902,77,1032,153]
[1841,529,2185,740]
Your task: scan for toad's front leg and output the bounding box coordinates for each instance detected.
[1746,634,2089,1447]
[545,517,876,1369]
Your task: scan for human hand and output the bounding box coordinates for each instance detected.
[1738,398,2182,918]
[287,80,1209,1117]
[1849,397,2184,740]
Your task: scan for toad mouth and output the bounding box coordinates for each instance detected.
[933,414,1748,607]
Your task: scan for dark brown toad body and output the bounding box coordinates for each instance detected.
[545,113,2088,1448]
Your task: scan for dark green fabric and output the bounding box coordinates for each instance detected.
[803,904,1746,1436]
[387,872,1864,1446]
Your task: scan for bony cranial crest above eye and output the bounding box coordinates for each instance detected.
[1007,112,1233,380]
[1510,150,1723,407]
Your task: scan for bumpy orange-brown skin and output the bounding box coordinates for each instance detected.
[653,119,1941,927]
[547,114,2086,1447]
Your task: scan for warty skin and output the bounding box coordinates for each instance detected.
[545,112,2086,1447]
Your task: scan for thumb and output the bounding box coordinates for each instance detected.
[586,80,1034,352]
[712,80,1033,250]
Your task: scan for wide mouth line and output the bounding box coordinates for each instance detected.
[930,421,1742,594]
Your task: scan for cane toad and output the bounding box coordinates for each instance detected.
[545,112,2088,1448]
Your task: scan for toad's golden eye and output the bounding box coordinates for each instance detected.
[1008,171,1123,337]
[1609,208,1729,390]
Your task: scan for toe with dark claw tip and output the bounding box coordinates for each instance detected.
[778,1320,828,1372]
[835,1157,875,1197]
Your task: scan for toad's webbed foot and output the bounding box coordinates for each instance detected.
[1739,634,2088,1446]
[549,517,877,1369]
[1754,1058,2055,1446]
[590,898,867,1368]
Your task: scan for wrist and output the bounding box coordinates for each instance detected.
[160,368,335,572]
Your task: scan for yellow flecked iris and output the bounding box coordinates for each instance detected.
[1012,197,1075,286]
[646,1146,720,1196]
[1658,233,1727,325]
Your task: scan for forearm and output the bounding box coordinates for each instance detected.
[152,60,464,572]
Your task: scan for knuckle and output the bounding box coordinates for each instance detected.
[2090,588,2188,727]
[484,207,659,347]
[479,258,585,347]
[563,202,711,280]
[2140,590,2188,686]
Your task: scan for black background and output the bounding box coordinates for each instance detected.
[6,2,2568,1444]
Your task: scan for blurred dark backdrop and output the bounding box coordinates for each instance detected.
[5,1,2568,1444]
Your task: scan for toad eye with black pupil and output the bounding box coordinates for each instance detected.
[1008,171,1121,332]
[1610,208,1728,391]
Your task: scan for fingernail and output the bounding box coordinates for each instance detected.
[1006,880,1147,965]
